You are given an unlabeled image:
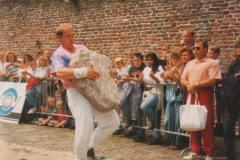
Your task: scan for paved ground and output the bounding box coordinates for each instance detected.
[0,121,230,160]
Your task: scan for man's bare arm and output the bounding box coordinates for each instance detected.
[181,78,189,87]
[56,64,100,80]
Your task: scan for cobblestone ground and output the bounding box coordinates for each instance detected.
[0,122,230,160]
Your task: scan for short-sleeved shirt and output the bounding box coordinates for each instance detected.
[51,44,89,88]
[116,67,128,80]
[181,57,222,83]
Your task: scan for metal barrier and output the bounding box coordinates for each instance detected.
[33,78,73,127]
[129,82,190,157]
[32,79,190,155]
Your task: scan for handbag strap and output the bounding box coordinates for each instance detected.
[186,93,200,105]
[194,93,200,105]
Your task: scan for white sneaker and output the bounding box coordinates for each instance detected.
[205,155,214,160]
[28,107,37,114]
[183,152,202,160]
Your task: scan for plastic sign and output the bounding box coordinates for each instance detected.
[0,88,21,116]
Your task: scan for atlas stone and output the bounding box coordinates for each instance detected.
[69,49,120,113]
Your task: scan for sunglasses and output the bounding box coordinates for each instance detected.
[193,47,201,51]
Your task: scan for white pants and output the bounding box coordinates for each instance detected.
[67,88,119,160]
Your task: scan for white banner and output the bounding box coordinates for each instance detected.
[0,82,27,124]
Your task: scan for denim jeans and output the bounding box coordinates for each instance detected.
[164,100,182,145]
[25,87,38,108]
[140,94,160,138]
[141,94,158,123]
[120,102,131,120]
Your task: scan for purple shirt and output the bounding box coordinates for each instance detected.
[51,44,89,88]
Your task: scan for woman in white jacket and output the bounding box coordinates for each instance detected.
[137,52,165,145]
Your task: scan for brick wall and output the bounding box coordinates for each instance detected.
[0,0,239,66]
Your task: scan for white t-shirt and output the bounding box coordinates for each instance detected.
[116,67,128,81]
[36,66,49,78]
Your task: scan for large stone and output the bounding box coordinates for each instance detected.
[69,49,120,113]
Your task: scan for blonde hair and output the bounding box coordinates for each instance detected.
[170,49,182,68]
[38,56,48,67]
[56,101,63,106]
[48,97,56,104]
[56,101,63,110]
[56,23,73,37]
[209,45,220,55]
[114,57,124,63]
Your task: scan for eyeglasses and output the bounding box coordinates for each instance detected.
[193,47,201,51]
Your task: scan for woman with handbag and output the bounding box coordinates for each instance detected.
[161,49,184,150]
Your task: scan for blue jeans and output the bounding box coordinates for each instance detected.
[141,94,158,123]
[137,104,161,139]
[25,87,38,108]
[140,94,160,138]
[165,101,182,145]
[120,103,131,120]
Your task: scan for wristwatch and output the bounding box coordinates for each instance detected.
[195,82,198,88]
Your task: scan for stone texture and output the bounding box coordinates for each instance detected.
[69,49,120,113]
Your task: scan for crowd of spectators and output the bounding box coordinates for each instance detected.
[0,29,240,159]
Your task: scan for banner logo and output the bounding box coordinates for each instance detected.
[0,88,21,116]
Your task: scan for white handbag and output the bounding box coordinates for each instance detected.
[179,93,208,131]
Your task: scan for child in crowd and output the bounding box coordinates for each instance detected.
[48,101,69,128]
[22,60,41,114]
[112,57,128,135]
[114,57,128,88]
[35,97,57,126]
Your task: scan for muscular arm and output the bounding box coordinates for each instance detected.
[56,64,100,80]
[56,68,76,79]
[182,78,217,94]
[195,78,217,88]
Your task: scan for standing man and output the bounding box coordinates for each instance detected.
[179,39,187,49]
[51,23,119,160]
[182,30,195,49]
[181,39,221,160]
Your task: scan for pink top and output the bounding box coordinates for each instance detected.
[181,57,222,83]
[51,44,89,88]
